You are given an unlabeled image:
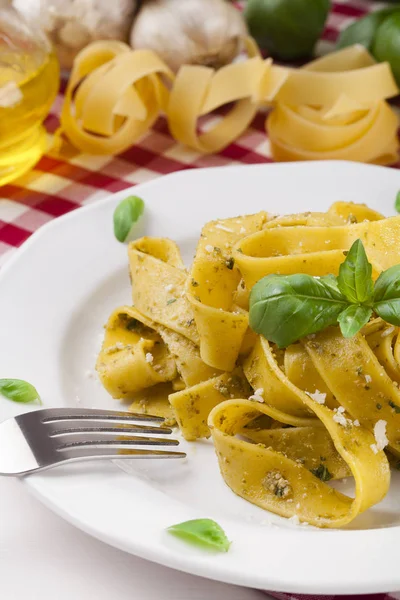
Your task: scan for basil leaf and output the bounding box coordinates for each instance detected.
[337,239,373,304]
[336,9,396,51]
[395,190,400,213]
[113,196,144,243]
[167,519,231,552]
[319,273,341,295]
[0,379,41,404]
[249,274,348,348]
[373,265,400,326]
[337,304,372,338]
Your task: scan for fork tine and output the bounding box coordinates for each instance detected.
[39,408,164,424]
[47,424,173,436]
[55,434,180,449]
[57,447,186,460]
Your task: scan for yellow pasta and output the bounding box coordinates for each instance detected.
[186,213,269,371]
[60,42,399,165]
[96,307,177,399]
[234,215,400,288]
[170,370,251,441]
[209,394,389,528]
[60,42,173,155]
[97,200,400,528]
[268,46,399,164]
[128,237,199,344]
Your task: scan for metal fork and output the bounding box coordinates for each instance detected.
[0,408,186,476]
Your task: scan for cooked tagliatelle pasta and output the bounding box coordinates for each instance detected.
[97,201,400,528]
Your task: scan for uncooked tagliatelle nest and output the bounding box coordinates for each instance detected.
[58,39,400,165]
[13,0,138,69]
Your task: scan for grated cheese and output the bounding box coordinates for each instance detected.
[370,419,388,454]
[205,244,214,253]
[145,352,154,364]
[165,284,175,292]
[249,387,264,403]
[333,406,348,426]
[353,419,360,427]
[305,389,326,405]
[365,374,372,384]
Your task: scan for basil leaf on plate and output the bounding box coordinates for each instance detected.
[113,196,144,243]
[249,273,348,348]
[373,264,400,326]
[337,304,373,338]
[337,239,374,304]
[167,519,231,552]
[0,379,41,404]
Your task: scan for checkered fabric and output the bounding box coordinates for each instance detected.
[1,1,399,266]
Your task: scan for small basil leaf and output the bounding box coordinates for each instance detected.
[0,379,41,404]
[337,304,372,338]
[249,274,348,348]
[395,190,400,213]
[373,265,400,326]
[113,196,144,243]
[336,9,396,50]
[167,519,231,552]
[337,239,373,304]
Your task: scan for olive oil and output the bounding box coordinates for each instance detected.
[0,43,59,186]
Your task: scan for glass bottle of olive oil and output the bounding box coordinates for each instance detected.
[0,5,59,186]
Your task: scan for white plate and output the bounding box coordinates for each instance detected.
[1,161,400,594]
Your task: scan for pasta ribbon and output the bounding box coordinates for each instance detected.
[128,382,176,424]
[235,215,400,288]
[366,323,400,384]
[268,46,399,165]
[96,307,177,399]
[328,201,384,223]
[209,333,390,528]
[303,328,400,457]
[128,237,199,344]
[60,41,173,155]
[170,369,251,441]
[156,326,220,387]
[243,337,316,419]
[186,213,269,371]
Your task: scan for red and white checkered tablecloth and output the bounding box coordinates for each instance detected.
[0,0,399,267]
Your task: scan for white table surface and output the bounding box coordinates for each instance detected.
[0,476,269,600]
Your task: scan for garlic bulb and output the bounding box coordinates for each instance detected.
[13,0,138,69]
[130,0,248,72]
